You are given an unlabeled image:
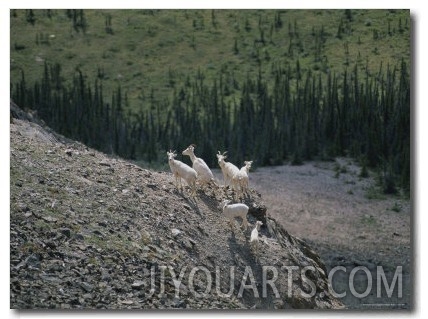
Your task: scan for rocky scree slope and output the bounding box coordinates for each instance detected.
[10,104,343,309]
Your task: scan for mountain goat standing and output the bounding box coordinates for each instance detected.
[216,151,240,190]
[182,144,217,187]
[167,150,197,197]
[221,199,249,231]
[232,160,253,197]
[249,221,263,255]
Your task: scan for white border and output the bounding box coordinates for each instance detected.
[2,1,425,319]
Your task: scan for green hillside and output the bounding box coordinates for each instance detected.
[10,9,411,194]
[10,9,410,109]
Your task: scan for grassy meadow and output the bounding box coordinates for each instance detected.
[10,9,410,110]
[10,9,411,193]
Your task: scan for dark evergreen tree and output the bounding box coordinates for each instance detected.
[11,56,410,192]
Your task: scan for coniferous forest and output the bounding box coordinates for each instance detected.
[10,9,410,194]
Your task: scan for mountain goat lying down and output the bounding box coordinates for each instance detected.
[221,199,249,231]
[182,144,217,187]
[167,150,197,197]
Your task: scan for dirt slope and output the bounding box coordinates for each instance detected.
[248,161,411,309]
[10,106,343,310]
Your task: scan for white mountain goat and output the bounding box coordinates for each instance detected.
[221,200,249,231]
[167,150,197,197]
[182,144,216,186]
[216,151,240,189]
[250,221,263,254]
[232,160,253,197]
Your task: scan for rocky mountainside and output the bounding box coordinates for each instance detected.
[10,103,343,310]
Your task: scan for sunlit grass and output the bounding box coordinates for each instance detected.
[10,9,410,113]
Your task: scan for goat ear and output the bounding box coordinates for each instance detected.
[191,144,196,148]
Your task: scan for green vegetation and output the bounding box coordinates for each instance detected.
[365,185,387,200]
[359,161,369,178]
[360,214,377,227]
[10,9,410,193]
[391,202,402,212]
[10,9,410,106]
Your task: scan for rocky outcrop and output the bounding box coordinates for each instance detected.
[10,104,343,309]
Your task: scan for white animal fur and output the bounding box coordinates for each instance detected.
[221,200,249,230]
[216,151,240,190]
[250,221,263,253]
[182,144,216,186]
[232,160,253,196]
[167,150,197,197]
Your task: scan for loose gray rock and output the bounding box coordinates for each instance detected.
[10,108,344,310]
[171,228,181,237]
[80,282,94,293]
[131,281,146,290]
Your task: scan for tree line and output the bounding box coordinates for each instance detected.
[11,59,410,194]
